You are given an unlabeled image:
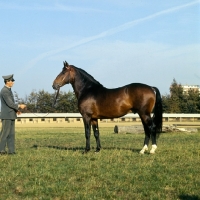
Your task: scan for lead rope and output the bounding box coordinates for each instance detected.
[18,68,70,117]
[17,88,60,118]
[52,68,71,106]
[52,87,60,107]
[18,108,50,118]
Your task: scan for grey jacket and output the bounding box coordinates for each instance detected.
[0,86,18,119]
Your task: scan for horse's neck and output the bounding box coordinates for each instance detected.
[71,83,81,99]
[71,77,88,99]
[71,77,98,100]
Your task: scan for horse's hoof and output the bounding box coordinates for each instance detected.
[139,145,148,154]
[139,151,145,154]
[95,149,100,153]
[150,145,157,154]
[82,149,90,154]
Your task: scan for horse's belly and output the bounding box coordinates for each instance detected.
[93,103,132,119]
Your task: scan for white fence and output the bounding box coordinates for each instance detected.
[12,113,200,124]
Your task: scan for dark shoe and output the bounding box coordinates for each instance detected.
[0,151,7,155]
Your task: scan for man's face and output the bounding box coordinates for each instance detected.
[6,80,15,87]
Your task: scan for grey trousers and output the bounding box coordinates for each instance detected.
[0,119,15,153]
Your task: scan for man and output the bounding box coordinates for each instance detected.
[0,74,26,155]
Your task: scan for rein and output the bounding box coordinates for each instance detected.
[18,108,50,118]
[28,112,50,117]
[57,67,71,87]
[52,87,60,107]
[52,67,71,107]
[17,88,61,116]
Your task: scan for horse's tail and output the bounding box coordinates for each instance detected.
[152,87,163,135]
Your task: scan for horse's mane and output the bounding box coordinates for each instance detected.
[73,66,103,87]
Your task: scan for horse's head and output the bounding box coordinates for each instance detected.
[52,61,74,90]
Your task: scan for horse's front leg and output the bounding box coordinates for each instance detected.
[83,118,91,153]
[91,119,101,152]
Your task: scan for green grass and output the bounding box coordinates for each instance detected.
[0,127,199,200]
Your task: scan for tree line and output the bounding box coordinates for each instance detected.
[14,79,200,113]
[14,90,79,113]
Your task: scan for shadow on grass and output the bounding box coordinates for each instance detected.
[31,144,140,153]
[179,195,200,200]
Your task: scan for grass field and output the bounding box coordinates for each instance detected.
[0,127,199,200]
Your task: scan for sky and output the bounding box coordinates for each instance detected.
[0,0,200,99]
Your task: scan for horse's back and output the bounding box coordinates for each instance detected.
[103,83,155,99]
[127,83,156,98]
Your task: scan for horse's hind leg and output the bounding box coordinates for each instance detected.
[139,113,157,154]
[91,119,101,152]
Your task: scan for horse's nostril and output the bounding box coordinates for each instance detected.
[53,83,61,90]
[52,84,57,90]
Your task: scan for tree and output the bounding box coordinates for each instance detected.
[162,79,200,113]
[185,89,200,113]
[55,91,78,113]
[162,94,170,113]
[168,79,184,113]
[36,90,55,113]
[24,90,38,113]
[19,90,79,113]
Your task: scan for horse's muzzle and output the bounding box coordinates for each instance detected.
[52,83,60,90]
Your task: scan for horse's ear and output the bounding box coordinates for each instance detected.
[63,61,69,67]
[63,61,72,71]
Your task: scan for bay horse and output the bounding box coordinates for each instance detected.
[52,61,163,154]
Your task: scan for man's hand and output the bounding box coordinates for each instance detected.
[17,111,21,115]
[19,104,26,109]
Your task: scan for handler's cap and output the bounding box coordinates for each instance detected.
[2,74,15,82]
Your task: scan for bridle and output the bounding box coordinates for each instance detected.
[52,67,71,106]
[57,67,71,87]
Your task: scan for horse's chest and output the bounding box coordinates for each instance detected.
[79,98,98,113]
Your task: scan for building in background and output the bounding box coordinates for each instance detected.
[182,85,200,94]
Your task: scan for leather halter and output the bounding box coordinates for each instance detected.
[58,67,71,87]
